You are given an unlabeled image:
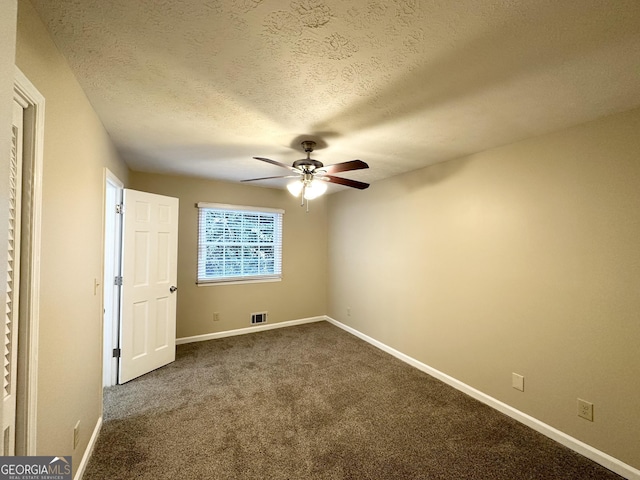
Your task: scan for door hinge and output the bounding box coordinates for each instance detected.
[114,276,123,286]
[112,348,121,358]
[115,203,123,214]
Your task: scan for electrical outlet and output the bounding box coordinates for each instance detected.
[512,373,524,392]
[73,421,80,450]
[213,312,220,322]
[347,307,351,317]
[577,398,594,421]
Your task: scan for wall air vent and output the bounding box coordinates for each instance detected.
[251,312,268,325]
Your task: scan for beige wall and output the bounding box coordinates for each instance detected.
[0,0,18,437]
[130,172,327,338]
[15,0,129,467]
[327,107,640,469]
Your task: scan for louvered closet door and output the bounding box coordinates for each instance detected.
[3,97,24,455]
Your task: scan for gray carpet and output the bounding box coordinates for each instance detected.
[85,321,622,479]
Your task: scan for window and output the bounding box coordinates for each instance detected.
[197,202,284,285]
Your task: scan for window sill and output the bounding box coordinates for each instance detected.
[196,277,282,287]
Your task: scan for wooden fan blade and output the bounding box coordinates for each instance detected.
[253,156,299,172]
[241,175,299,182]
[319,159,369,174]
[322,175,370,190]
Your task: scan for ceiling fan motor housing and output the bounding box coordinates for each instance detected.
[293,159,323,172]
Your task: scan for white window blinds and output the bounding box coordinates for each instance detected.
[196,203,284,284]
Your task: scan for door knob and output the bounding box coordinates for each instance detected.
[169,286,178,293]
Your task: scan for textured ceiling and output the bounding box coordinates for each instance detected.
[31,0,640,191]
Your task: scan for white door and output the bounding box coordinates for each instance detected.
[2,97,25,454]
[119,189,179,384]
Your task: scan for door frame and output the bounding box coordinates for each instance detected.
[102,169,123,387]
[12,67,44,456]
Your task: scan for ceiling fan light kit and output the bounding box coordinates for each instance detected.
[286,177,327,200]
[243,140,370,212]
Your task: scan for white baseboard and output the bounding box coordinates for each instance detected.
[176,316,325,345]
[74,416,102,480]
[325,316,640,480]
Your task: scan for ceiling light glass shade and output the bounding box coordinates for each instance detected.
[287,180,304,197]
[303,180,327,200]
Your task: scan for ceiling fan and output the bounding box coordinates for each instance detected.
[242,141,370,208]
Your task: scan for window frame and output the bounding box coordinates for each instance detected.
[196,202,284,286]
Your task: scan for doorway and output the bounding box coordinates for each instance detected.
[102,184,179,386]
[102,170,123,387]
